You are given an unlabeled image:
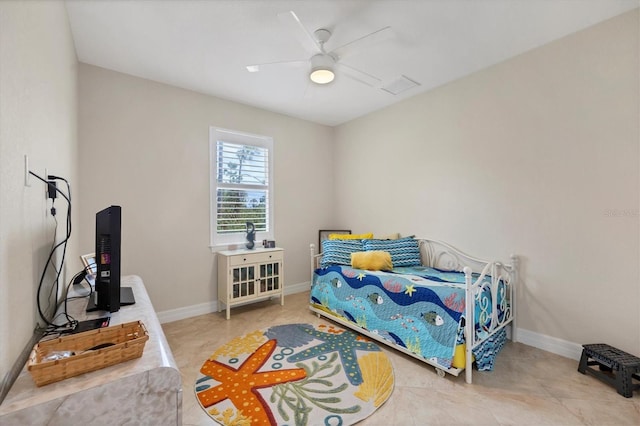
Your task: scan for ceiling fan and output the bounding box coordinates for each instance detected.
[246,11,393,87]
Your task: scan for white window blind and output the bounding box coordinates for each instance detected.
[210,128,274,248]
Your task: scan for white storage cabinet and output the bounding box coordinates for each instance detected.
[217,247,284,319]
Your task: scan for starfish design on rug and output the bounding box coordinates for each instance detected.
[287,326,380,386]
[197,339,307,425]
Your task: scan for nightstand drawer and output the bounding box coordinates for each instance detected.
[228,250,283,266]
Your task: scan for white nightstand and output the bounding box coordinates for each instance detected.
[217,247,284,319]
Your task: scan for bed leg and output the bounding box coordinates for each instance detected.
[464,266,474,384]
[465,343,473,384]
[465,341,473,384]
[435,368,446,378]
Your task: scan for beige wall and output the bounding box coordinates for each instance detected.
[78,64,334,313]
[0,2,78,381]
[1,4,636,388]
[334,10,639,354]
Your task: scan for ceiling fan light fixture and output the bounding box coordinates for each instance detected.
[310,68,335,84]
[309,54,335,84]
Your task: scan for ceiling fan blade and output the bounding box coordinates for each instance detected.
[246,60,308,73]
[336,63,382,88]
[277,10,321,53]
[330,26,393,60]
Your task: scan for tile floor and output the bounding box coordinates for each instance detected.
[162,292,640,425]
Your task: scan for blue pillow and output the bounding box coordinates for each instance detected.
[321,239,364,267]
[363,237,421,267]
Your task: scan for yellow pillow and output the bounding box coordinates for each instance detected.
[452,343,475,368]
[351,251,393,271]
[329,233,373,240]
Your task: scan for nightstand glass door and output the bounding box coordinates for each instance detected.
[259,262,280,293]
[232,265,256,300]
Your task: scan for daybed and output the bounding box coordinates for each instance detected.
[309,237,518,384]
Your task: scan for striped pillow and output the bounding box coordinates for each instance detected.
[363,237,421,267]
[321,239,364,267]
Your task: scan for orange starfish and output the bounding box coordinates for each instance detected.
[197,339,307,425]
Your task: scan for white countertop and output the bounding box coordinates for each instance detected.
[0,275,180,416]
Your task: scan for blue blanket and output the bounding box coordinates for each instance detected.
[310,265,506,371]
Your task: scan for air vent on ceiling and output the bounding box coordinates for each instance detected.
[381,75,420,95]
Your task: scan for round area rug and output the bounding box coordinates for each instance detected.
[195,323,394,426]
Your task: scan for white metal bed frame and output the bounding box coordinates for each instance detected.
[309,238,518,384]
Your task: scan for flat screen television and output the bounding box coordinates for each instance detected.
[86,205,135,312]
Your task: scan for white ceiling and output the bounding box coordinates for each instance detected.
[65,0,639,126]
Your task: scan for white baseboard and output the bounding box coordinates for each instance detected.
[515,327,583,360]
[157,281,311,324]
[157,300,218,324]
[283,280,311,295]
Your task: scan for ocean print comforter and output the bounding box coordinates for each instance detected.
[310,265,507,371]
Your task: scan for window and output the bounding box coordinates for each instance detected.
[210,127,274,249]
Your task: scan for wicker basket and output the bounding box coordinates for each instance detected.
[27,320,149,387]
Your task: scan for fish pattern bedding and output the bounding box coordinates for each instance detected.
[310,264,508,372]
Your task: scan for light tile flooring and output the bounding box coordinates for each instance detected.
[162,292,640,425]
